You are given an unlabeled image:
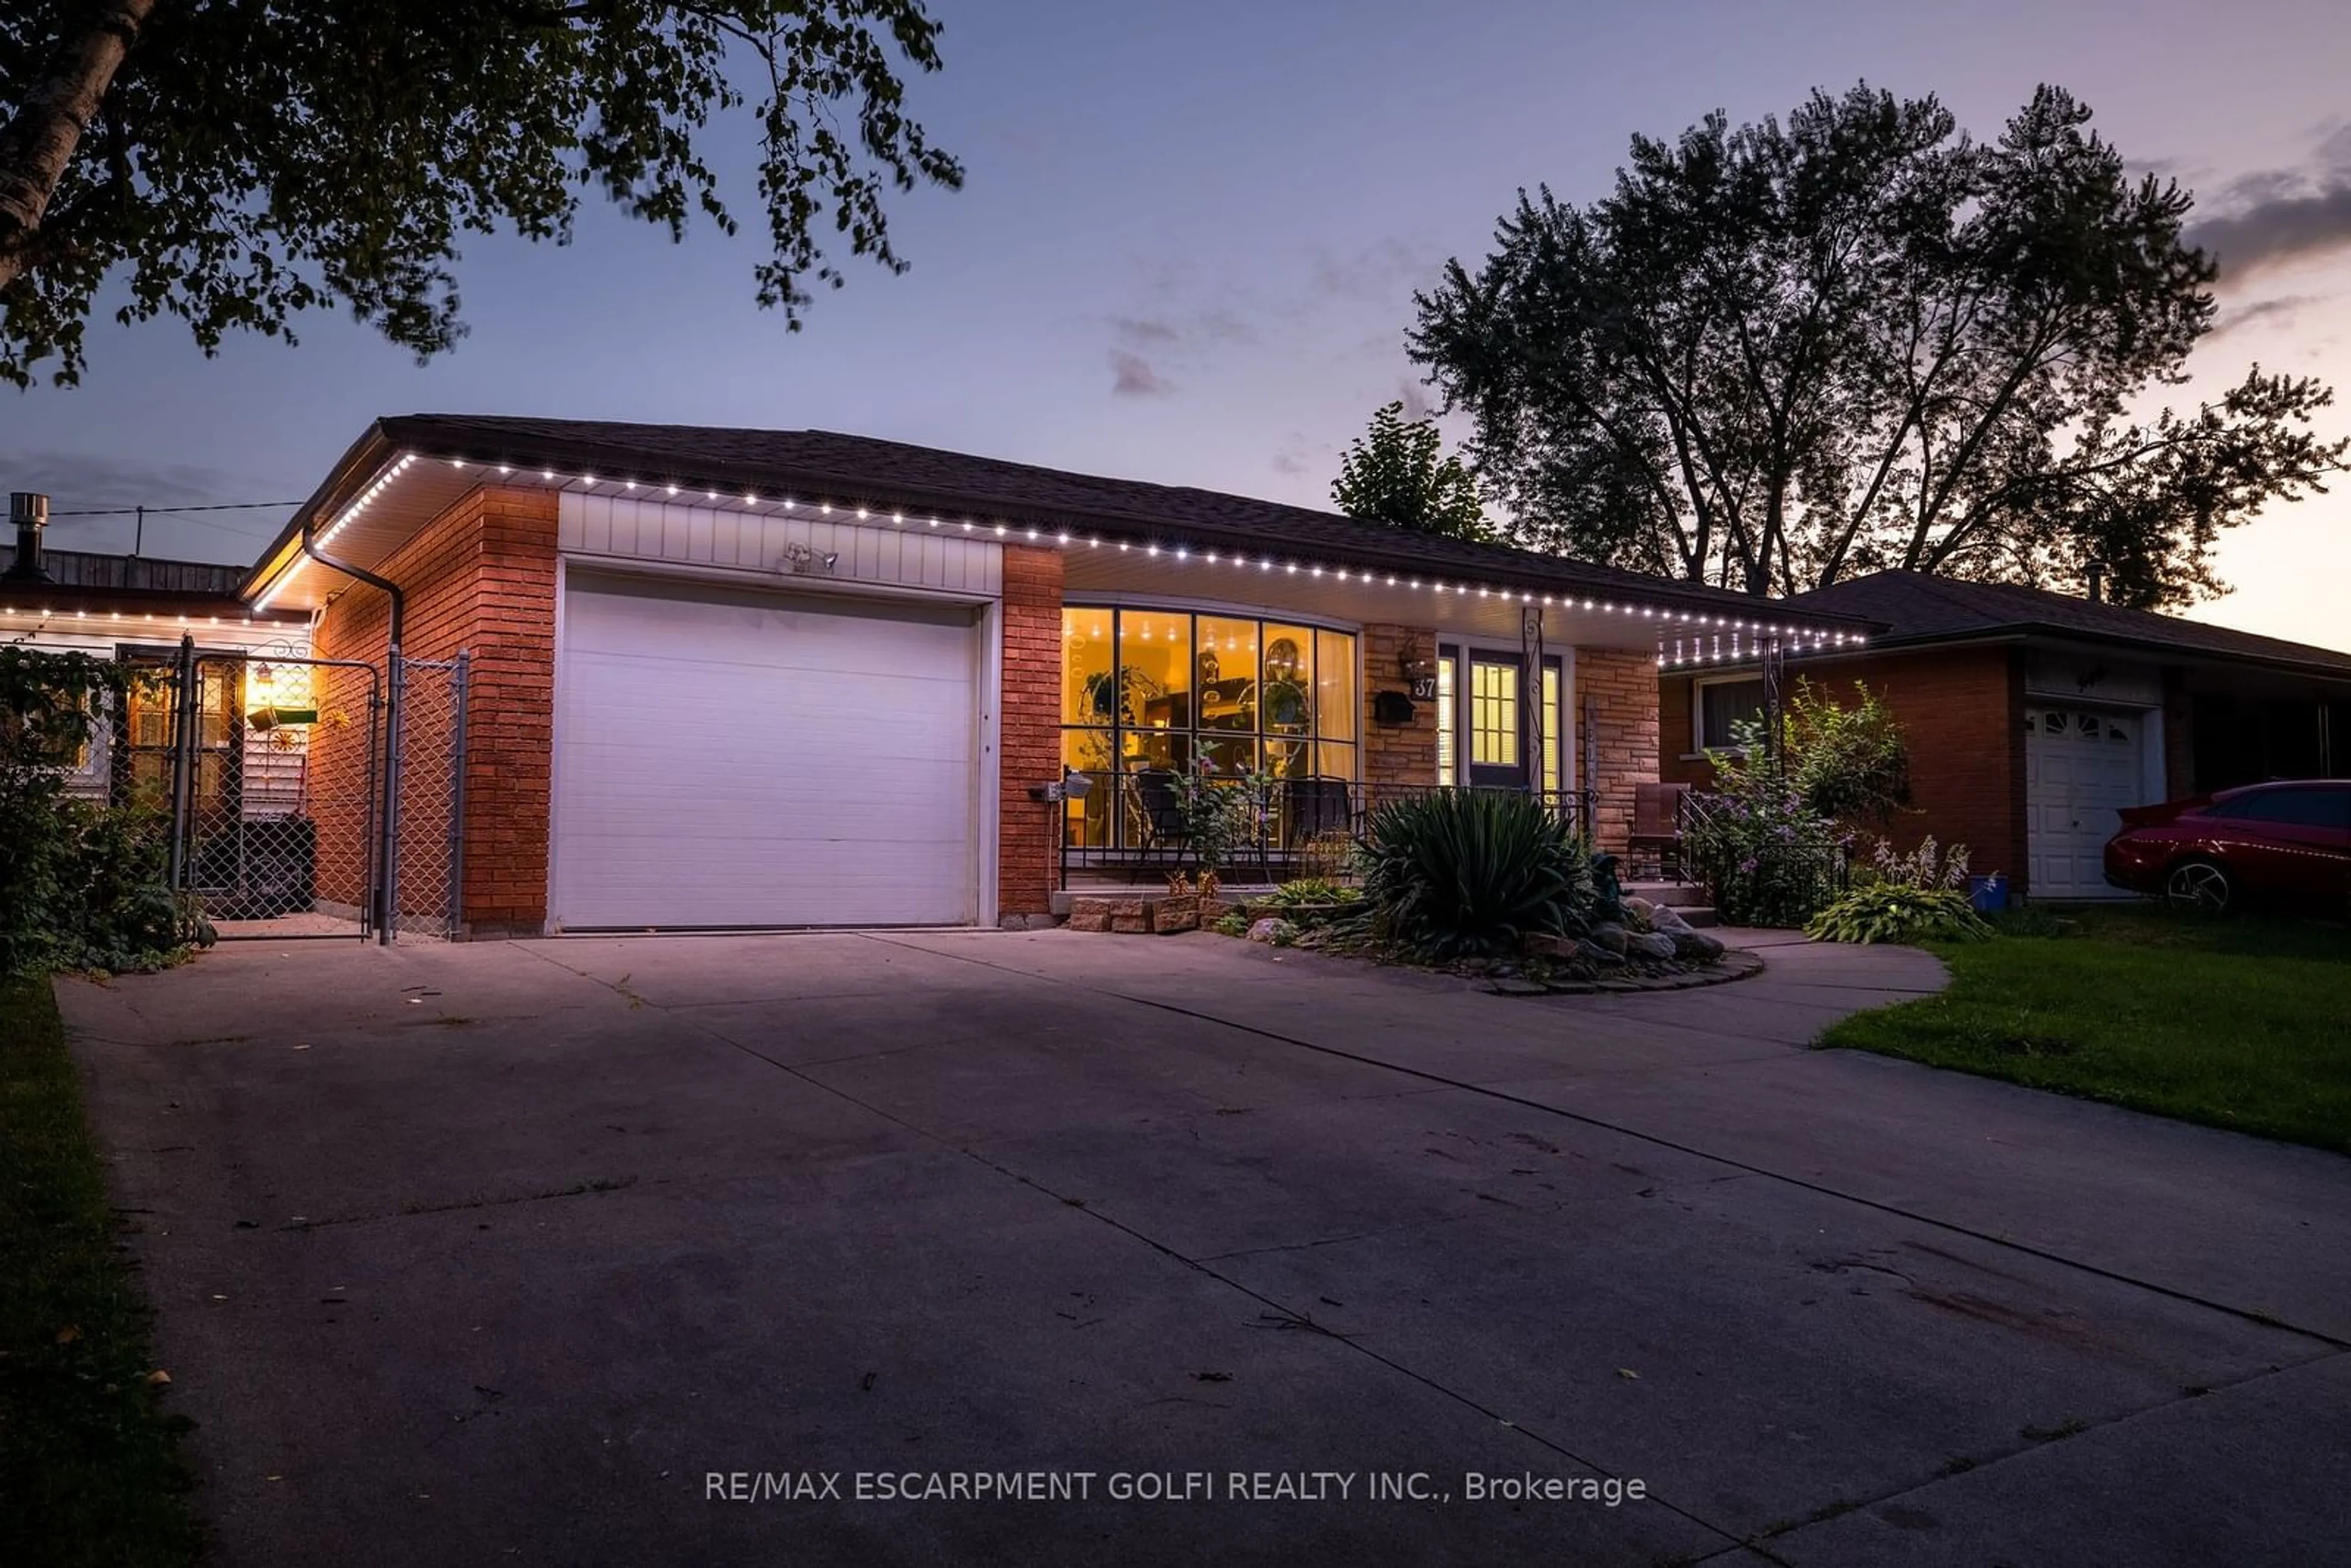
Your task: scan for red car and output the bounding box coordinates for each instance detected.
[2104,781,2351,913]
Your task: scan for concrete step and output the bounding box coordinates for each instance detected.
[1673,906,1721,928]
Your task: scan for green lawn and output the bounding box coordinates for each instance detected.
[0,977,202,1568]
[1818,902,2351,1155]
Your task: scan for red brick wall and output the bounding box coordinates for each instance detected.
[1662,647,2031,888]
[311,486,557,934]
[2161,664,2195,797]
[999,545,1063,917]
[1575,648,1659,853]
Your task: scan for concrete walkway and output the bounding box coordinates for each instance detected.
[58,929,2351,1567]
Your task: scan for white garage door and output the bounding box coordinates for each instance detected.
[2025,705,2149,899]
[553,572,981,928]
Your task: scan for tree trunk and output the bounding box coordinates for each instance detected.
[0,0,156,292]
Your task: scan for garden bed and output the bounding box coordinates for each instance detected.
[1209,895,1763,995]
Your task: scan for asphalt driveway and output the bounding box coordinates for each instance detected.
[59,928,2351,1566]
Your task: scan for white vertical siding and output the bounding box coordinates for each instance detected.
[558,492,1003,598]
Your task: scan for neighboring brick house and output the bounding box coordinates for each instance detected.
[237,415,1862,936]
[1,528,310,812]
[1660,571,2351,899]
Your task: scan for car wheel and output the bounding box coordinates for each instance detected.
[2164,858,2233,915]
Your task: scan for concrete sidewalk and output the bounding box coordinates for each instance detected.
[58,929,2351,1567]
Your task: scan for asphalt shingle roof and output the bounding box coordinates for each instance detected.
[369,414,1867,628]
[1783,570,2351,677]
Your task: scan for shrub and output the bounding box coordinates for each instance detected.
[1357,790,1597,960]
[1684,764,1845,928]
[1787,679,1913,827]
[1805,885,1993,945]
[1171,756,1278,880]
[1,649,203,976]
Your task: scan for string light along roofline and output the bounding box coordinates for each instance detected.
[248,451,1869,656]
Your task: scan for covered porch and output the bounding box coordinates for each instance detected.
[1048,546,1850,889]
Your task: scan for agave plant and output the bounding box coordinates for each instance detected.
[1358,790,1598,960]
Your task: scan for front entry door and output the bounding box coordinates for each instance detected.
[1466,655,1527,787]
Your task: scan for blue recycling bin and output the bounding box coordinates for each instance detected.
[1967,874,2008,913]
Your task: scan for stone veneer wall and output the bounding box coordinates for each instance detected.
[1575,648,1660,854]
[1362,623,1439,790]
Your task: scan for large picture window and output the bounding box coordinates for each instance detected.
[1060,606,1358,847]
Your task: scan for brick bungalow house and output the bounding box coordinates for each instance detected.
[1660,570,2351,899]
[236,415,1865,936]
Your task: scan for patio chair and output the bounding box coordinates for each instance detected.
[1125,769,1190,883]
[1627,782,1691,880]
[1282,776,1354,848]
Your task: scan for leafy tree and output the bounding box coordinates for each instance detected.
[0,1,962,386]
[1411,83,2349,609]
[1330,400,1490,541]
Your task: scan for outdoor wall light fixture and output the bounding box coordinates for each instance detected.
[1028,768,1093,804]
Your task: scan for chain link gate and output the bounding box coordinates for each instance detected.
[388,654,470,941]
[152,637,468,942]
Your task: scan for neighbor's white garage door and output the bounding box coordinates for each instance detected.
[2025,705,2148,899]
[553,572,981,928]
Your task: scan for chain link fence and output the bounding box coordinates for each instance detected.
[153,640,466,942]
[157,650,381,938]
[388,654,469,940]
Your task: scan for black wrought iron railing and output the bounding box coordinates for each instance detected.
[1057,776,1596,886]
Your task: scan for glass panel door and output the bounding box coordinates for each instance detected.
[1468,656,1524,787]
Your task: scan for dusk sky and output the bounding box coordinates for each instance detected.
[6,0,2349,648]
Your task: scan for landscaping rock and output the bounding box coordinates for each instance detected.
[1151,896,1200,934]
[1623,895,1656,921]
[1067,899,1113,934]
[1589,923,1631,955]
[1627,931,1678,961]
[1670,929,1726,962]
[1523,933,1579,959]
[1648,904,1694,934]
[1246,917,1298,945]
[1109,913,1151,934]
[1575,939,1626,966]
